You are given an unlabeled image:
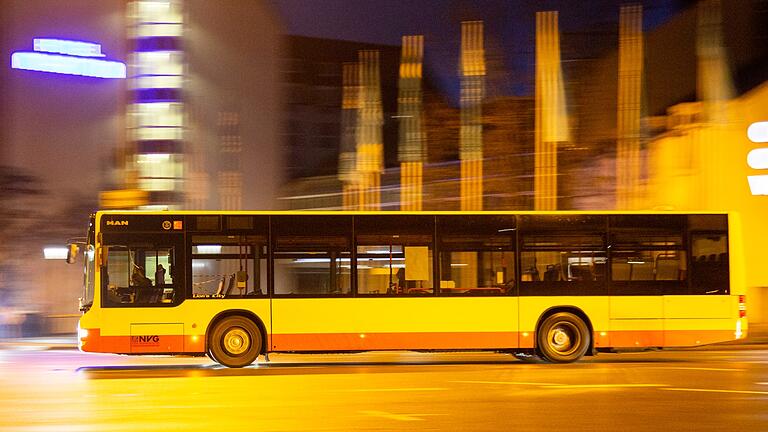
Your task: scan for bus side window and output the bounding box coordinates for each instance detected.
[270,216,352,297]
[691,233,729,295]
[103,246,177,307]
[519,234,606,296]
[191,236,267,298]
[356,241,434,295]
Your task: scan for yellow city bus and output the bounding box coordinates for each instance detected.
[71,211,747,367]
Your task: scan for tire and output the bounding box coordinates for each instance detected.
[536,312,590,363]
[208,315,262,368]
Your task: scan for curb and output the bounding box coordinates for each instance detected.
[0,337,78,351]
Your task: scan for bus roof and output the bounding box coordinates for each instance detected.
[95,209,731,217]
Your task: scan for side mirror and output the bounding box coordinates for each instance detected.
[66,243,80,264]
[96,246,108,267]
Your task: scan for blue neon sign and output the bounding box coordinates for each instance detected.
[11,38,125,79]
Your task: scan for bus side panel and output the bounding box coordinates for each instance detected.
[663,294,743,346]
[89,299,272,354]
[728,212,748,338]
[270,297,519,351]
[130,323,184,353]
[728,212,747,297]
[608,296,664,347]
[518,296,610,349]
[664,295,730,319]
[182,299,272,352]
[660,212,746,347]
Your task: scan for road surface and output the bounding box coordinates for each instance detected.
[1,347,767,431]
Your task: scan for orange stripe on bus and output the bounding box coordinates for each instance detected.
[606,330,736,348]
[608,330,665,347]
[663,330,736,347]
[80,329,202,354]
[271,332,519,351]
[80,329,739,355]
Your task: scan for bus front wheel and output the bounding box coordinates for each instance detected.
[536,312,590,363]
[209,316,262,368]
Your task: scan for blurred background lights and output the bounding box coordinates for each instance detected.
[747,122,768,143]
[11,37,126,78]
[33,38,105,57]
[747,148,768,169]
[195,245,222,254]
[43,247,69,260]
[747,121,768,195]
[747,176,768,195]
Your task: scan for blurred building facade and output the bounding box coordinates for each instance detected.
[0,0,127,334]
[278,2,768,322]
[279,34,534,211]
[3,0,767,333]
[563,0,768,320]
[125,0,186,208]
[0,0,285,333]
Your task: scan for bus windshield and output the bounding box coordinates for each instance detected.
[81,217,96,311]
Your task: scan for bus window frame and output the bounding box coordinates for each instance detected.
[189,235,268,299]
[271,215,354,298]
[354,215,437,297]
[100,232,186,308]
[689,229,730,295]
[435,214,517,297]
[518,231,608,297]
[608,228,688,296]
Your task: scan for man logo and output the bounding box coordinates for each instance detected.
[106,220,128,226]
[162,220,172,230]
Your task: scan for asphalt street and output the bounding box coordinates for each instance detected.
[1,346,767,431]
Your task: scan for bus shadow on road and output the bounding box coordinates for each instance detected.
[76,359,512,379]
[75,355,687,379]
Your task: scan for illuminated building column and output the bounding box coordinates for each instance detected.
[127,0,185,209]
[696,0,734,208]
[218,112,242,210]
[616,5,644,210]
[355,50,383,211]
[460,21,485,211]
[339,62,361,210]
[697,0,733,124]
[534,11,569,211]
[398,35,426,211]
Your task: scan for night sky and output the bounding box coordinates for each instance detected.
[272,0,691,98]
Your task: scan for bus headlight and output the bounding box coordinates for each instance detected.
[78,325,89,340]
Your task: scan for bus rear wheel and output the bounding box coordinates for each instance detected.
[536,312,590,363]
[208,316,262,368]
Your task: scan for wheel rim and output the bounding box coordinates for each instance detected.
[222,327,250,356]
[546,321,580,356]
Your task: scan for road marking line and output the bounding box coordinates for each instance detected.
[663,388,768,396]
[650,366,747,372]
[359,410,443,421]
[451,381,665,390]
[545,384,667,389]
[450,380,559,386]
[340,387,447,392]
